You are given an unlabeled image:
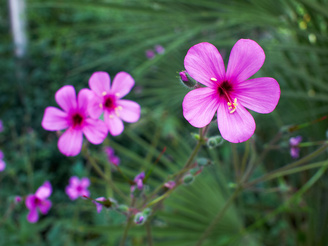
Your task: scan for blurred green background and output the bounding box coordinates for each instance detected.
[1,0,328,245]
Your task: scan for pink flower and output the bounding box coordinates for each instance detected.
[133,172,145,190]
[290,136,302,159]
[182,39,280,143]
[92,197,106,213]
[41,85,108,156]
[14,196,22,204]
[87,72,141,136]
[25,181,52,223]
[154,45,165,54]
[104,146,120,166]
[164,180,176,190]
[146,49,155,59]
[0,150,5,172]
[65,176,90,200]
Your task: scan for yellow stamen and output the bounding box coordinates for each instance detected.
[99,103,103,108]
[102,91,107,96]
[115,93,120,97]
[117,106,123,110]
[210,78,217,82]
[228,98,238,114]
[109,114,114,119]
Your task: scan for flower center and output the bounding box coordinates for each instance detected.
[216,80,238,114]
[72,113,84,128]
[99,92,124,119]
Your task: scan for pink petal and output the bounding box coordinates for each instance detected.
[78,89,93,114]
[55,85,77,113]
[231,77,280,114]
[58,128,83,157]
[27,208,39,223]
[65,186,79,200]
[226,39,265,84]
[89,71,111,97]
[184,42,226,87]
[80,177,90,188]
[41,107,69,131]
[82,118,107,144]
[117,100,140,123]
[39,200,52,214]
[25,194,36,210]
[104,111,124,136]
[88,93,103,119]
[35,181,52,199]
[111,72,135,98]
[0,160,5,171]
[182,87,220,128]
[69,176,80,186]
[217,99,255,143]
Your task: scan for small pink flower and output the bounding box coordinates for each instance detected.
[41,85,108,156]
[164,180,176,190]
[104,146,120,166]
[87,72,141,136]
[0,150,5,172]
[182,39,280,143]
[25,181,52,223]
[154,45,165,54]
[290,136,302,159]
[146,50,155,59]
[134,172,145,190]
[92,197,106,213]
[14,196,22,204]
[65,176,90,200]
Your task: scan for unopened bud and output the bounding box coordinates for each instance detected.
[207,135,224,149]
[191,133,200,141]
[134,212,146,225]
[178,71,197,88]
[183,174,194,185]
[117,204,129,213]
[197,157,212,167]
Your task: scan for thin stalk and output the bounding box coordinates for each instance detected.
[119,198,136,246]
[146,221,153,246]
[195,187,241,246]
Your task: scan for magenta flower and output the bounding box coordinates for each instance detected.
[104,146,120,166]
[42,85,108,156]
[25,181,52,223]
[65,176,90,200]
[164,180,176,190]
[14,196,22,204]
[146,49,155,59]
[154,45,165,54]
[133,172,145,190]
[290,136,302,159]
[0,150,5,172]
[92,197,106,213]
[87,71,140,136]
[182,39,280,143]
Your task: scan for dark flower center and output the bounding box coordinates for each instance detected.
[217,81,238,114]
[103,95,116,110]
[34,197,42,206]
[72,113,84,128]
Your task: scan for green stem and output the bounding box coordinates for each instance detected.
[119,198,136,246]
[195,187,241,246]
[146,221,153,246]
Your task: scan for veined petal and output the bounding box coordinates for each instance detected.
[42,107,69,131]
[35,181,52,200]
[78,89,93,114]
[58,128,83,157]
[83,118,107,144]
[104,111,124,136]
[117,100,140,123]
[89,71,111,97]
[111,72,135,98]
[27,208,39,223]
[217,99,255,143]
[184,42,225,87]
[39,200,52,214]
[88,93,103,119]
[226,39,265,84]
[182,87,219,128]
[55,85,77,113]
[232,77,280,113]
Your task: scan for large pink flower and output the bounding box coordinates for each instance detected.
[182,39,280,143]
[87,71,140,136]
[42,85,108,156]
[25,181,52,223]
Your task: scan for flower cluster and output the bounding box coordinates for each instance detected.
[42,71,140,156]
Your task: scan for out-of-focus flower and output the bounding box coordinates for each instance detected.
[86,71,140,136]
[134,172,145,190]
[104,146,120,166]
[146,50,155,59]
[290,136,302,159]
[25,181,52,223]
[92,197,106,213]
[0,120,3,132]
[182,39,280,143]
[14,196,22,204]
[42,85,108,156]
[0,150,5,172]
[65,176,90,200]
[164,180,176,190]
[154,45,165,54]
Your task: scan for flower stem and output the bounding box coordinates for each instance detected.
[195,187,241,246]
[119,197,136,246]
[146,221,153,246]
